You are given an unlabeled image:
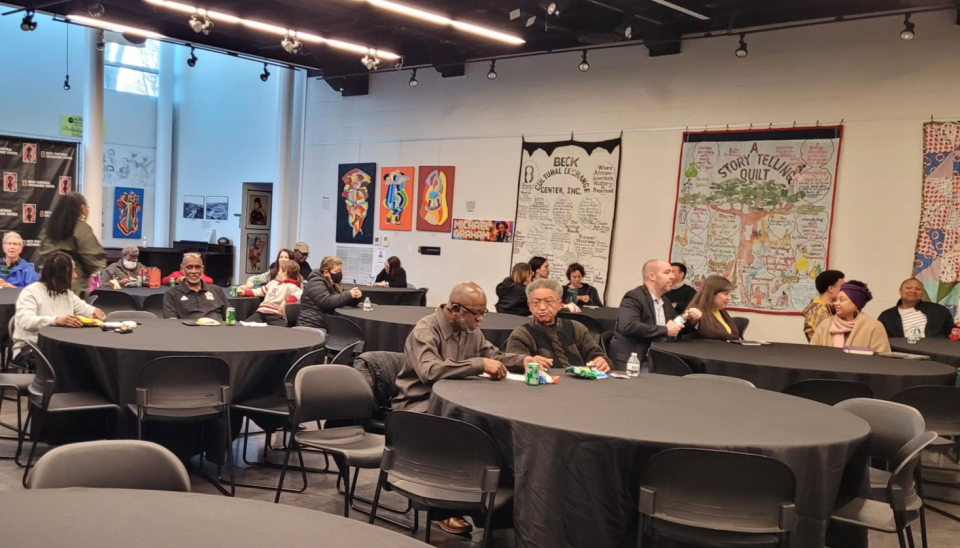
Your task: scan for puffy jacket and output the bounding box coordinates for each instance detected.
[495,277,530,316]
[0,259,39,288]
[297,269,362,329]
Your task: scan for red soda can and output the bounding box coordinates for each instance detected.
[950,328,959,342]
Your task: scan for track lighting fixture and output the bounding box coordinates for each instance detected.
[187,46,197,67]
[87,2,105,18]
[900,13,915,40]
[408,69,418,87]
[487,60,497,80]
[615,19,633,40]
[735,33,748,58]
[95,31,105,52]
[188,13,214,34]
[281,34,302,54]
[361,52,382,70]
[260,63,270,82]
[63,76,71,91]
[578,50,589,72]
[21,10,37,31]
[63,26,70,91]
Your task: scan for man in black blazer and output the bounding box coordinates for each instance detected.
[609,259,702,370]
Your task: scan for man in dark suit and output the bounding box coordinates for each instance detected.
[609,259,702,370]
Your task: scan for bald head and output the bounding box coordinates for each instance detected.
[446,282,488,333]
[449,282,486,307]
[643,259,668,280]
[643,259,675,297]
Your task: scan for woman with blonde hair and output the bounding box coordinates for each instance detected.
[297,255,363,329]
[496,262,532,316]
[687,275,741,341]
[811,280,890,352]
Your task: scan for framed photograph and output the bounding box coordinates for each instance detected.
[245,190,271,229]
[206,196,228,221]
[244,231,270,275]
[183,195,204,219]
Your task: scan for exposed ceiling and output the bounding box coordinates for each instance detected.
[4,1,954,88]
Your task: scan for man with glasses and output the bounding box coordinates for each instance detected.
[0,232,38,288]
[506,278,610,371]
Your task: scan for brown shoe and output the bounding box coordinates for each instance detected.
[435,517,473,535]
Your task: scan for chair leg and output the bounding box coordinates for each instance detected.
[342,464,351,517]
[15,407,33,466]
[905,526,916,548]
[481,491,498,548]
[224,409,236,497]
[368,470,386,524]
[21,407,45,488]
[425,507,433,544]
[274,437,296,503]
[894,512,908,548]
[915,467,929,548]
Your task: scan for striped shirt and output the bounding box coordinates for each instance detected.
[898,307,927,339]
[653,296,666,326]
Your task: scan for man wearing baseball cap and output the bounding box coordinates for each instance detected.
[293,242,311,275]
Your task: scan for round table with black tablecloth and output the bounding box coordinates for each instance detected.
[114,285,261,319]
[0,287,20,348]
[337,305,527,352]
[429,374,870,548]
[0,488,426,548]
[890,337,960,370]
[653,340,957,399]
[343,283,426,306]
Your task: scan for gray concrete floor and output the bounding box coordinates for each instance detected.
[1,397,959,548]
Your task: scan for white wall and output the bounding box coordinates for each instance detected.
[171,47,280,281]
[300,11,960,343]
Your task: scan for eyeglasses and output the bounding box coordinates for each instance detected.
[529,298,559,309]
[453,302,487,318]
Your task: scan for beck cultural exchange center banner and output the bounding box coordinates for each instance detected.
[511,137,621,300]
[0,135,78,262]
[669,127,842,314]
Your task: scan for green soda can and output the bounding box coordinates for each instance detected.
[169,277,176,287]
[229,286,237,297]
[526,363,539,386]
[225,307,237,325]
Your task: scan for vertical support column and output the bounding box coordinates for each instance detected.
[271,67,295,253]
[82,29,104,238]
[153,41,175,247]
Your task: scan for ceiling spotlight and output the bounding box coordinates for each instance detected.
[95,31,105,52]
[63,75,71,91]
[616,19,633,40]
[487,60,497,80]
[901,13,915,40]
[21,10,37,31]
[361,51,382,70]
[187,46,197,67]
[578,50,589,72]
[260,63,270,82]
[526,15,537,27]
[188,13,213,34]
[408,69,418,87]
[735,33,748,58]
[281,35,302,54]
[87,2,105,18]
[539,0,570,17]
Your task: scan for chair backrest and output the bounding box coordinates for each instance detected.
[640,448,797,534]
[783,379,873,406]
[601,331,614,356]
[105,310,158,321]
[24,341,57,402]
[558,312,603,341]
[28,440,191,492]
[887,431,939,512]
[285,348,327,383]
[136,356,231,410]
[284,302,301,327]
[649,348,693,376]
[322,314,365,352]
[383,411,502,495]
[891,385,960,436]
[143,293,166,316]
[353,351,405,408]
[835,398,925,462]
[331,341,363,365]
[6,314,15,348]
[406,282,416,289]
[684,373,756,388]
[731,316,749,338]
[396,289,427,306]
[89,290,139,314]
[292,364,376,424]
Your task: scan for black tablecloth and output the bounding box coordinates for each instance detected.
[654,340,957,399]
[0,287,19,346]
[117,286,261,319]
[343,283,426,306]
[337,305,528,352]
[578,306,619,332]
[890,337,960,370]
[0,488,426,548]
[429,375,870,548]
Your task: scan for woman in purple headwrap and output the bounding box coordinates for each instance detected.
[811,280,891,352]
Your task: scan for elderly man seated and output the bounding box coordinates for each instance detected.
[101,244,148,287]
[162,252,229,320]
[0,231,39,289]
[506,278,610,372]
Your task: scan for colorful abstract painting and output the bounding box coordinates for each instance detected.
[112,186,144,239]
[416,166,455,233]
[913,122,960,318]
[379,166,414,231]
[336,163,376,244]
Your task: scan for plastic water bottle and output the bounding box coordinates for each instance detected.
[626,352,641,378]
[674,312,690,326]
[362,297,373,312]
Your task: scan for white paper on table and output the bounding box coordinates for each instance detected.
[479,372,528,382]
[239,321,268,327]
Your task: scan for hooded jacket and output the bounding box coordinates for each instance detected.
[297,269,362,329]
[495,277,530,316]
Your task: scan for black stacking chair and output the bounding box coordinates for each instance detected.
[649,348,693,376]
[105,310,157,321]
[601,332,614,356]
[639,448,797,548]
[731,316,749,337]
[784,379,873,406]
[275,364,384,520]
[0,351,33,459]
[322,314,365,361]
[88,290,139,314]
[133,356,235,496]
[331,341,363,365]
[19,341,120,488]
[369,412,513,547]
[143,293,165,316]
[27,440,191,492]
[284,302,300,326]
[559,311,603,342]
[1,315,15,371]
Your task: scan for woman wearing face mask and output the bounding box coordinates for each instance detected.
[811,280,891,352]
[687,275,741,341]
[101,245,149,287]
[297,255,363,330]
